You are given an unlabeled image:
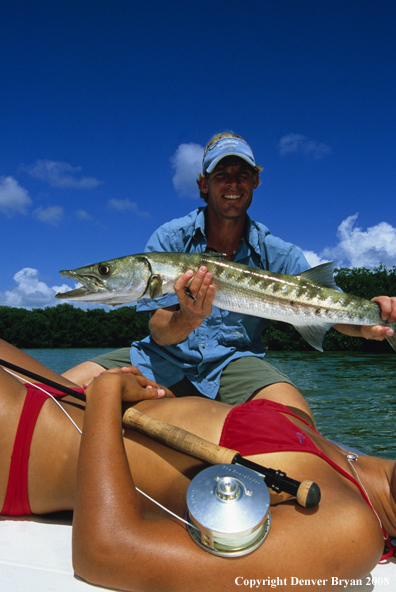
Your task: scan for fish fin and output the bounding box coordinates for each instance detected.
[294,323,334,351]
[149,275,163,299]
[299,262,339,290]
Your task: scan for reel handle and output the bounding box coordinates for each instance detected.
[232,454,321,509]
[122,407,320,508]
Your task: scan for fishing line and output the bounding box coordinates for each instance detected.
[1,363,197,530]
[3,367,83,435]
[1,357,320,509]
[346,454,384,533]
[0,358,86,402]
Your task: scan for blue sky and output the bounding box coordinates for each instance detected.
[1,0,395,309]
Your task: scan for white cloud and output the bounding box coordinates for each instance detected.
[24,160,102,189]
[0,268,65,308]
[108,198,150,217]
[75,209,93,221]
[33,205,65,226]
[302,250,332,267]
[0,268,110,310]
[321,214,396,269]
[278,134,332,159]
[0,176,32,216]
[170,143,204,198]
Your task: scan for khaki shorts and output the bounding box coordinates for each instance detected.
[90,350,294,406]
[171,356,295,405]
[91,347,132,368]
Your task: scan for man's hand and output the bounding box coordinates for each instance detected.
[149,266,215,346]
[174,266,215,324]
[335,295,396,341]
[360,296,396,340]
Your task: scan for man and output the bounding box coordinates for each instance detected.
[63,133,395,420]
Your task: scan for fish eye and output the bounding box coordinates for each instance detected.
[98,265,110,275]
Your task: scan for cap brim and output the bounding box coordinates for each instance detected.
[205,153,256,173]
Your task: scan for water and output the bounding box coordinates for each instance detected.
[23,348,396,459]
[267,351,396,459]
[22,348,114,374]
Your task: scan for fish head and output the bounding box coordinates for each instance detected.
[55,254,152,305]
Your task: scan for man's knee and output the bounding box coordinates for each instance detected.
[251,382,315,426]
[62,361,105,387]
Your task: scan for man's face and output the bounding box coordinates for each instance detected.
[199,157,259,221]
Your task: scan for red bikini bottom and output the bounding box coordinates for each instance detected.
[1,383,83,516]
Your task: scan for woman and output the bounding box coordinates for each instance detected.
[1,339,395,591]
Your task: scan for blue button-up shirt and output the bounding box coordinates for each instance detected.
[130,207,310,398]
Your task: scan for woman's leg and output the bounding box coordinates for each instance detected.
[0,343,84,515]
[0,338,80,388]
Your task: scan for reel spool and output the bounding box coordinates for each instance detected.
[186,464,271,557]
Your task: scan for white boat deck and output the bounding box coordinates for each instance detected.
[0,514,117,592]
[2,514,396,592]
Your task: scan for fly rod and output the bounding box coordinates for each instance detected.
[0,358,320,508]
[0,358,87,402]
[122,406,321,509]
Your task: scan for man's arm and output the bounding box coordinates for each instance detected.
[149,266,215,346]
[334,295,396,340]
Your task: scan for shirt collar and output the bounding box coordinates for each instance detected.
[194,207,207,239]
[194,207,262,258]
[244,214,262,256]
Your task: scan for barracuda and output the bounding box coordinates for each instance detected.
[55,252,396,352]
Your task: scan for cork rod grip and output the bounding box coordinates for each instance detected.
[122,406,237,465]
[122,407,321,508]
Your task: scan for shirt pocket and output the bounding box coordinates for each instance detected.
[217,311,251,347]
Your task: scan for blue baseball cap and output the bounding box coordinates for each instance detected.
[202,137,256,174]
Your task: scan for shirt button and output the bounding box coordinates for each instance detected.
[201,344,205,349]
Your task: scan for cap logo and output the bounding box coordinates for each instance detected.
[202,136,256,174]
[206,138,241,153]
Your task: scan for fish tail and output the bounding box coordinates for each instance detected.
[386,323,396,353]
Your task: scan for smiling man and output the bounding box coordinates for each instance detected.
[67,132,314,420]
[63,133,396,419]
[126,133,314,419]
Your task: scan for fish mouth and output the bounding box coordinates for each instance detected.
[55,286,92,299]
[55,272,104,299]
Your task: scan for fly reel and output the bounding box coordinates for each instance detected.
[186,464,271,557]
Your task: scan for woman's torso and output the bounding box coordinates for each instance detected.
[3,390,393,532]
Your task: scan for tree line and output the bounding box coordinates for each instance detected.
[0,265,395,351]
[0,304,150,349]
